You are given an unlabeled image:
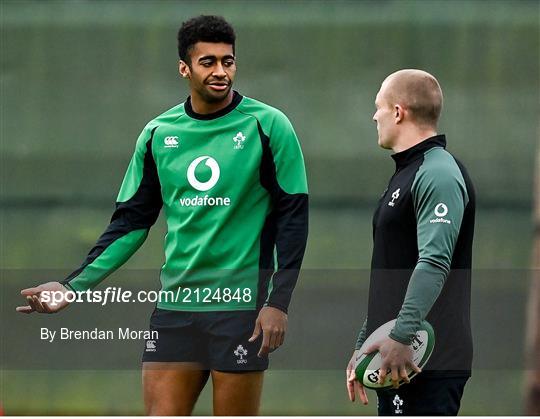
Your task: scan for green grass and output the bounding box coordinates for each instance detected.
[0,369,524,415]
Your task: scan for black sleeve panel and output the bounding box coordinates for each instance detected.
[258,121,309,313]
[62,127,163,286]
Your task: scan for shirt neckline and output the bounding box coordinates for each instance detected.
[184,91,243,120]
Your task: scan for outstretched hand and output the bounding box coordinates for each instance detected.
[16,281,71,314]
[363,337,421,389]
[248,306,287,357]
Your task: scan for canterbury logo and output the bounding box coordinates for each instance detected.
[164,136,179,148]
[187,156,220,191]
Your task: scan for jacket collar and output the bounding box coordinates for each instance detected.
[391,134,446,169]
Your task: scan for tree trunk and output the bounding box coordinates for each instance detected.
[525,133,540,415]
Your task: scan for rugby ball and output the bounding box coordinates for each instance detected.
[354,319,435,389]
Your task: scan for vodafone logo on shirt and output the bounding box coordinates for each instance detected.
[187,156,220,191]
[430,202,451,224]
[181,156,231,207]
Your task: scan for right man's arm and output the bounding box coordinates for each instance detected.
[17,124,163,312]
[389,154,468,344]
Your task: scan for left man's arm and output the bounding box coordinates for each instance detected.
[366,158,469,386]
[17,124,163,314]
[249,112,309,356]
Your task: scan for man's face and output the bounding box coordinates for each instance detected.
[180,42,236,104]
[372,82,397,150]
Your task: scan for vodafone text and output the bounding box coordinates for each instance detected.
[179,195,231,207]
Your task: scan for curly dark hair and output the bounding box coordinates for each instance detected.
[177,15,236,64]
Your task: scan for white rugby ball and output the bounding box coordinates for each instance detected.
[354,319,435,389]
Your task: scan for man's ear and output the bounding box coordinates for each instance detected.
[394,105,405,124]
[179,60,190,79]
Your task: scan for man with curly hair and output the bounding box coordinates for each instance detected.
[17,15,308,415]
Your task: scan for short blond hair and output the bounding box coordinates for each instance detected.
[383,69,443,127]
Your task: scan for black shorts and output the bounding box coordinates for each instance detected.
[141,308,268,371]
[376,375,468,416]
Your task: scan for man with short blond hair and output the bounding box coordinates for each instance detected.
[346,69,475,415]
[382,69,443,127]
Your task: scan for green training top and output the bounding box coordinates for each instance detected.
[62,92,309,312]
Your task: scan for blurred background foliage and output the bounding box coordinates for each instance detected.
[1,0,539,415]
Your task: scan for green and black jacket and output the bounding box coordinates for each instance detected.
[357,135,475,376]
